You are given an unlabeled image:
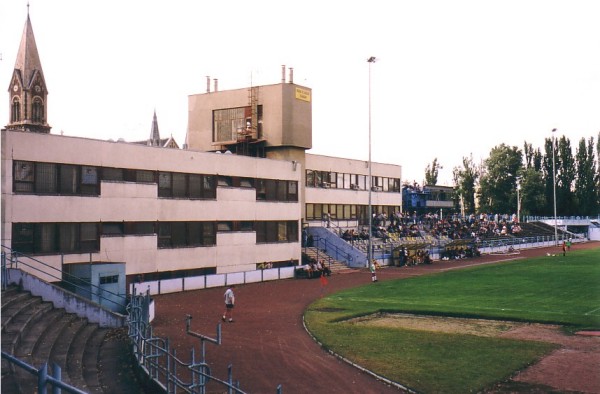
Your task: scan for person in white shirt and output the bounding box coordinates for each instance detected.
[222,285,235,323]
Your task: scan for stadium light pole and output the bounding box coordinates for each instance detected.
[551,128,558,245]
[516,177,521,224]
[367,56,376,268]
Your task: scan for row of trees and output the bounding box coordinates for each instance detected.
[428,132,599,217]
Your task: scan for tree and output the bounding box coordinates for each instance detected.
[424,158,442,185]
[519,167,546,216]
[597,132,600,209]
[452,155,479,214]
[542,137,558,215]
[575,136,599,215]
[477,144,523,213]
[524,141,543,171]
[556,136,576,215]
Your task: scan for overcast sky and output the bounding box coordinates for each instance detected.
[1,0,598,184]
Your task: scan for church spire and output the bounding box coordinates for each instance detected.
[149,110,161,146]
[6,8,51,133]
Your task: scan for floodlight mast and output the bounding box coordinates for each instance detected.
[552,128,558,245]
[367,56,376,268]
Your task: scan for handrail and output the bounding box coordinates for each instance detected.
[312,236,355,264]
[1,245,127,309]
[126,289,284,393]
[1,352,88,394]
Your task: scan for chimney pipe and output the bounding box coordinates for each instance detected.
[206,76,210,93]
[213,78,218,92]
[281,65,286,83]
[288,67,294,84]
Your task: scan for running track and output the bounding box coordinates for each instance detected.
[152,241,599,393]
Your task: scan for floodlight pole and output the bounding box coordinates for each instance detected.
[367,56,376,268]
[516,178,521,224]
[551,128,558,245]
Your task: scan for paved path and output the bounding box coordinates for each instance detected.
[152,241,599,394]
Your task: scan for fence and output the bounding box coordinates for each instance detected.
[127,288,283,393]
[0,352,88,394]
[130,266,296,296]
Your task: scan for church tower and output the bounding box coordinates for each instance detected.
[148,110,161,146]
[6,9,51,133]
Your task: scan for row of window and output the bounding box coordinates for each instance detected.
[13,160,298,202]
[12,220,299,255]
[306,204,401,223]
[305,169,401,192]
[11,97,45,123]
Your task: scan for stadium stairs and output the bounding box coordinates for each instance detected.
[1,285,145,393]
[302,247,354,274]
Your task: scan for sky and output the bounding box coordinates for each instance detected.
[1,0,599,185]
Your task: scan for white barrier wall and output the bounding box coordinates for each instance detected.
[130,267,296,296]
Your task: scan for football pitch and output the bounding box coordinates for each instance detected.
[305,247,600,393]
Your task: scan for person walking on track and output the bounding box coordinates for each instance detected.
[222,285,235,322]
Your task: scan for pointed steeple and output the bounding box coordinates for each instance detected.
[149,110,161,146]
[6,8,51,133]
[14,13,45,91]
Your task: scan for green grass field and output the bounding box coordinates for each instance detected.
[305,247,600,393]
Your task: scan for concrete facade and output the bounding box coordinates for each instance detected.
[1,13,402,290]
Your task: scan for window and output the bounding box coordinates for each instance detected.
[13,161,99,195]
[59,223,79,252]
[136,170,154,183]
[11,97,20,123]
[35,163,57,193]
[203,176,216,199]
[255,221,298,244]
[12,223,34,253]
[102,222,124,236]
[60,165,79,194]
[288,181,298,201]
[306,170,316,187]
[159,172,215,199]
[256,179,266,200]
[213,106,263,142]
[158,222,216,249]
[213,107,245,142]
[240,178,254,188]
[81,166,99,195]
[276,180,286,201]
[240,221,254,231]
[158,172,172,197]
[11,222,99,255]
[218,176,232,187]
[102,167,124,181]
[14,161,34,192]
[99,275,119,285]
[171,222,187,247]
[32,97,44,123]
[217,221,233,232]
[80,223,99,252]
[266,179,277,200]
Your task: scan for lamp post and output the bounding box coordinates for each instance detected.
[551,128,558,245]
[367,56,376,268]
[516,177,521,224]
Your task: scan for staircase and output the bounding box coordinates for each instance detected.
[1,285,145,393]
[303,247,355,274]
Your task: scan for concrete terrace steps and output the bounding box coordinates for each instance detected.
[303,247,354,274]
[0,285,143,394]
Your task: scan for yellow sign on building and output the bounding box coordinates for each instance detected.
[295,87,311,102]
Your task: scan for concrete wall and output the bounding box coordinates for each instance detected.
[6,268,126,328]
[2,130,302,278]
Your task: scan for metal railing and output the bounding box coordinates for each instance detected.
[126,289,283,393]
[1,246,127,311]
[0,353,88,394]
